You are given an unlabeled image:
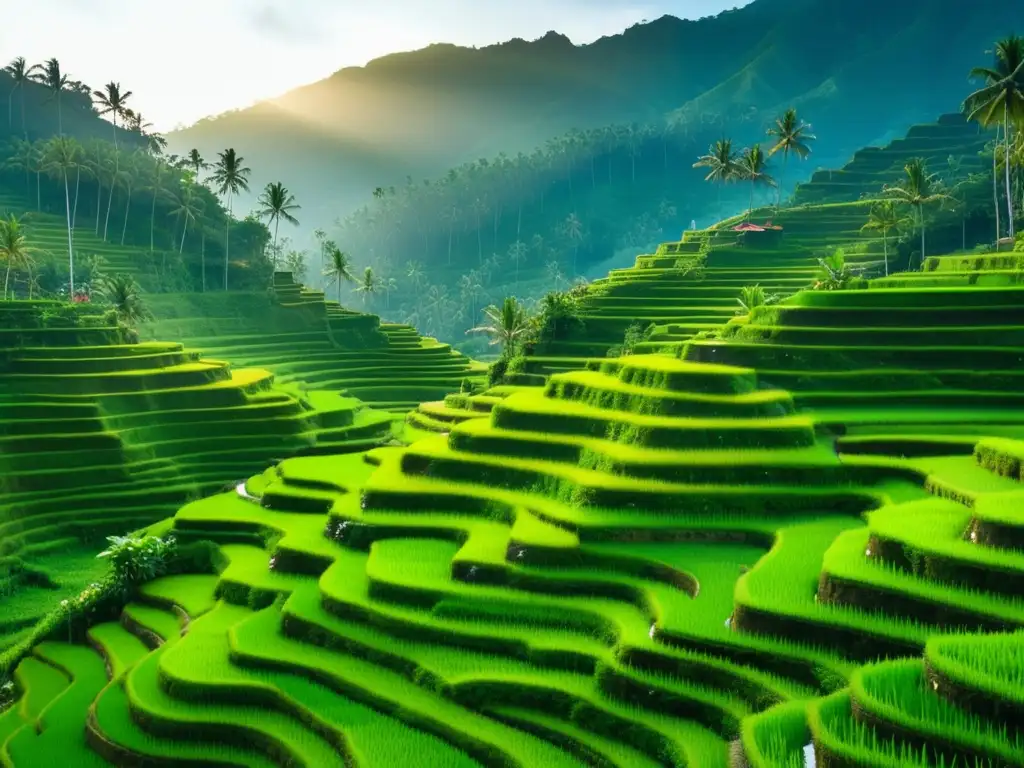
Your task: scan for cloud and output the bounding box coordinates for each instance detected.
[246,4,326,42]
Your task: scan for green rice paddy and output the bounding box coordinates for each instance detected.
[1,111,1022,767]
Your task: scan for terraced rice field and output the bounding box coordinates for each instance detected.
[144,273,487,414]
[0,299,392,655]
[2,345,1023,767]
[0,192,150,282]
[791,113,987,206]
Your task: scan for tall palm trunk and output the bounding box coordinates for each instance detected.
[149,190,158,251]
[882,231,889,277]
[71,166,81,235]
[994,127,1002,248]
[776,153,789,213]
[103,178,115,241]
[1004,106,1015,239]
[180,219,189,252]
[224,192,232,291]
[3,261,11,299]
[63,168,74,295]
[120,182,132,245]
[56,95,63,137]
[201,232,206,293]
[918,206,926,267]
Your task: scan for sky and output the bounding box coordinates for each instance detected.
[10,0,747,133]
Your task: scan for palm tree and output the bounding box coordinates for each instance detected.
[256,181,300,256]
[91,82,133,150]
[860,199,906,277]
[142,158,171,252]
[883,158,950,267]
[40,136,78,292]
[95,273,151,328]
[186,149,208,181]
[963,36,1024,240]
[737,144,776,220]
[33,58,72,135]
[118,150,142,245]
[563,212,583,275]
[507,239,529,291]
[210,148,251,290]
[323,244,355,304]
[0,214,37,300]
[381,276,398,310]
[405,259,425,290]
[466,297,530,354]
[92,82,133,242]
[168,178,204,252]
[3,57,40,134]
[766,108,816,211]
[3,137,36,198]
[693,139,740,203]
[354,266,378,307]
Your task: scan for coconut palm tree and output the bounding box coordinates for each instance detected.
[40,136,79,292]
[94,273,151,328]
[507,239,529,291]
[3,57,40,134]
[466,296,530,353]
[256,181,301,256]
[354,266,378,307]
[3,137,36,198]
[693,139,740,203]
[766,107,816,211]
[186,149,208,182]
[323,244,355,304]
[963,36,1024,240]
[563,212,583,275]
[91,82,133,150]
[860,199,907,277]
[883,158,950,267]
[405,259,425,290]
[0,214,37,300]
[737,144,776,220]
[210,148,251,290]
[32,58,72,135]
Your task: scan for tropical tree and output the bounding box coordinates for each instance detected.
[737,144,776,220]
[210,148,251,290]
[40,136,79,292]
[466,296,530,353]
[860,199,907,276]
[354,266,378,306]
[3,57,40,134]
[91,82,133,150]
[405,259,425,290]
[323,244,355,303]
[256,181,300,255]
[168,177,204,252]
[963,36,1024,240]
[142,158,171,252]
[563,212,583,275]
[883,158,950,266]
[693,139,740,201]
[94,273,151,328]
[507,239,529,290]
[32,58,72,135]
[0,214,36,300]
[766,107,816,211]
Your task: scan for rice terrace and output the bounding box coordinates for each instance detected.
[3,1,1024,766]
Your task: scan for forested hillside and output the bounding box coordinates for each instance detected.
[168,0,1008,226]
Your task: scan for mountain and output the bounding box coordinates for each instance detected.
[167,0,1008,229]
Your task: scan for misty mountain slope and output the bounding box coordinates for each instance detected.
[167,0,1005,231]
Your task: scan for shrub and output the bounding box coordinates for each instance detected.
[736,284,779,314]
[813,247,858,291]
[608,322,655,357]
[97,533,176,585]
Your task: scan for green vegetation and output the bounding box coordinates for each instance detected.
[3,22,1024,768]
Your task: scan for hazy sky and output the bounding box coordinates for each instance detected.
[11,1,747,132]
